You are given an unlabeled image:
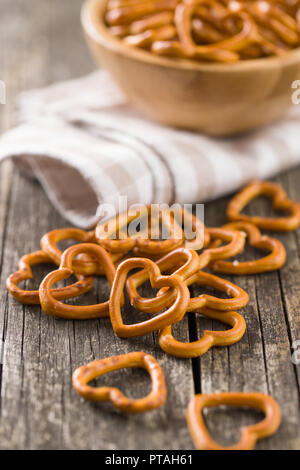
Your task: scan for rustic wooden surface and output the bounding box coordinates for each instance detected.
[0,0,299,450]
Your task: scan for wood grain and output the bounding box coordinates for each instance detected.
[0,0,299,450]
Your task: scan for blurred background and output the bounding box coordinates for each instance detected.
[0,0,93,133]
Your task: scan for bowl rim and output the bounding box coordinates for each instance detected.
[81,0,300,72]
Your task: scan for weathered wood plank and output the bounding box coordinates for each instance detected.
[0,0,195,449]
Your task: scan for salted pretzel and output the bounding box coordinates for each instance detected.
[227,180,300,231]
[109,257,190,337]
[185,269,249,311]
[127,227,246,313]
[6,251,93,305]
[187,392,281,450]
[159,306,246,357]
[95,205,184,255]
[205,226,246,259]
[209,221,287,275]
[72,351,167,413]
[40,227,123,275]
[39,243,116,319]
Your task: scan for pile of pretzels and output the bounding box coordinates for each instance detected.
[105,0,300,63]
[6,180,300,450]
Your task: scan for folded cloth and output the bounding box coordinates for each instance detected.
[0,70,300,229]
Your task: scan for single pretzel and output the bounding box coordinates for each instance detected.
[6,250,93,305]
[187,392,281,450]
[185,269,250,311]
[127,228,246,313]
[40,227,123,275]
[204,227,246,260]
[72,351,167,413]
[209,221,287,275]
[39,244,116,319]
[227,180,300,231]
[159,306,246,357]
[109,257,190,337]
[96,206,184,255]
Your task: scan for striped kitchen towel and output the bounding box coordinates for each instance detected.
[0,70,300,228]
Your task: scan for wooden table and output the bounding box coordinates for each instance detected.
[0,0,299,450]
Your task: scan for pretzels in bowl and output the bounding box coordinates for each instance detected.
[105,0,300,62]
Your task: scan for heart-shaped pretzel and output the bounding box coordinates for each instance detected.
[126,247,202,313]
[72,351,167,413]
[96,206,184,255]
[205,227,246,260]
[209,221,286,275]
[159,306,246,358]
[126,228,246,314]
[109,257,190,337]
[39,243,116,319]
[41,228,123,275]
[227,180,300,231]
[185,270,250,312]
[6,250,93,305]
[187,392,281,450]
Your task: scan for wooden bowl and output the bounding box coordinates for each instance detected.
[81,0,300,136]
